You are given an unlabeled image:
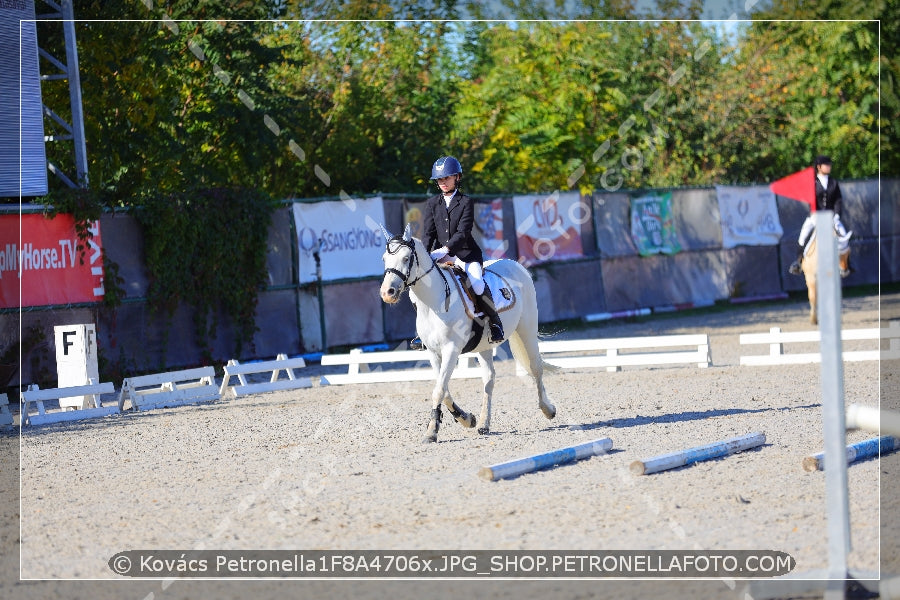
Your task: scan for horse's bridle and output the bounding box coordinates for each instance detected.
[383,236,451,311]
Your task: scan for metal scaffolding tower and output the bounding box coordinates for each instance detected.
[35,0,88,189]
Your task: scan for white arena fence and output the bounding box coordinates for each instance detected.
[739,321,900,366]
[13,322,894,426]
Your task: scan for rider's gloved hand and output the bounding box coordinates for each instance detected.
[430,247,449,261]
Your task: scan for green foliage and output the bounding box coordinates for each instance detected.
[40,186,125,308]
[44,0,892,200]
[735,12,880,180]
[136,187,278,362]
[451,22,626,194]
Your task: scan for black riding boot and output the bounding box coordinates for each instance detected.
[788,242,804,275]
[475,286,504,343]
[408,301,425,350]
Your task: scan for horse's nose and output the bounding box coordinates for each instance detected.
[381,286,397,302]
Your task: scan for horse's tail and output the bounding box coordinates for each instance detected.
[507,330,561,377]
[541,359,562,373]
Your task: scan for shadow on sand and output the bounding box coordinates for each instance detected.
[563,403,821,431]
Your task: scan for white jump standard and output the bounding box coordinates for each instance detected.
[479,438,614,481]
[630,432,766,475]
[846,404,900,437]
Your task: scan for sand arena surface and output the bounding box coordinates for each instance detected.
[3,291,898,600]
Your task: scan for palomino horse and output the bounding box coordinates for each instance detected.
[379,224,556,443]
[800,227,852,325]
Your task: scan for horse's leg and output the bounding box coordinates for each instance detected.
[509,331,556,420]
[424,347,474,442]
[808,280,818,325]
[441,350,477,430]
[475,349,495,434]
[422,349,446,443]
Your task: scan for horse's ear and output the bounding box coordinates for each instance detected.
[380,224,393,244]
[402,222,412,241]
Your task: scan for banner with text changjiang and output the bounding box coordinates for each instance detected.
[0,213,105,308]
[513,192,585,266]
[291,197,386,283]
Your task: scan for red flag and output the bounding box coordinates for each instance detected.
[769,166,816,212]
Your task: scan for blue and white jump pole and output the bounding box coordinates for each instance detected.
[802,436,900,472]
[629,432,766,475]
[479,437,613,481]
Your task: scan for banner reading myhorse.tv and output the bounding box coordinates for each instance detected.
[291,196,386,283]
[0,213,105,309]
[630,192,681,256]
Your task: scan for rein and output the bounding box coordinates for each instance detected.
[384,236,451,311]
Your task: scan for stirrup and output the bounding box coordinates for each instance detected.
[788,260,802,275]
[409,337,424,350]
[489,322,504,344]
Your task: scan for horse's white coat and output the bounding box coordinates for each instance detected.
[380,225,556,442]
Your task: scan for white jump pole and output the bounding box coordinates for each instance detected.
[816,209,851,600]
[479,438,613,481]
[803,436,900,472]
[629,432,765,475]
[846,404,900,437]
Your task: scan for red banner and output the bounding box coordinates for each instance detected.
[0,214,105,309]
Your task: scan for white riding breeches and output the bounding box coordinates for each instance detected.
[798,214,849,247]
[454,257,486,295]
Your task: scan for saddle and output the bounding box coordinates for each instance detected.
[439,261,517,320]
[438,262,517,353]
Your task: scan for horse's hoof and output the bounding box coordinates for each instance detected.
[464,415,476,429]
[422,435,437,444]
[541,404,556,419]
[477,426,490,435]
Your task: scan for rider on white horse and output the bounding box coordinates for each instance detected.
[409,155,504,350]
[789,155,852,275]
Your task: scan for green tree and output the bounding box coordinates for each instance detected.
[450,21,626,194]
[274,0,463,195]
[738,0,882,179]
[40,2,305,201]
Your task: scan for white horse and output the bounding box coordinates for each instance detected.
[379,224,556,443]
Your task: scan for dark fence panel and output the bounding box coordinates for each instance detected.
[600,251,729,311]
[593,193,635,258]
[672,188,722,250]
[532,260,606,321]
[100,213,149,299]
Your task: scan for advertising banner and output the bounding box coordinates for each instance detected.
[630,192,681,256]
[715,185,784,248]
[292,196,386,283]
[0,213,105,308]
[474,198,507,260]
[403,200,425,241]
[513,192,584,266]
